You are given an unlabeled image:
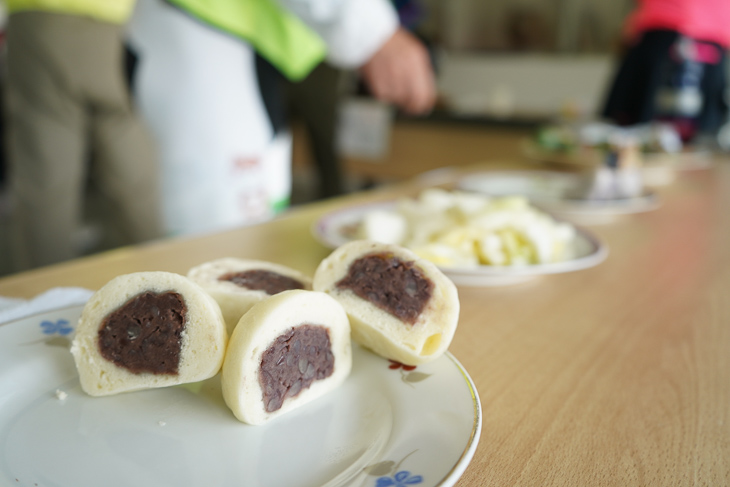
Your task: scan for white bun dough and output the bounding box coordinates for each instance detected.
[187,258,312,334]
[313,240,459,366]
[71,272,228,396]
[221,290,351,425]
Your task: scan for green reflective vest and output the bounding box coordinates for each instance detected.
[167,0,326,81]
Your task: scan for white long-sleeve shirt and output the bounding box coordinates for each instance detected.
[277,0,399,68]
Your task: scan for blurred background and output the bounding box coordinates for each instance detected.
[289,0,640,198]
[288,0,690,198]
[0,0,726,276]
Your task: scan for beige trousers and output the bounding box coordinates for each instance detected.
[4,11,162,271]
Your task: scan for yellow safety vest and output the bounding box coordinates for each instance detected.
[167,0,326,81]
[5,0,135,24]
[6,0,326,81]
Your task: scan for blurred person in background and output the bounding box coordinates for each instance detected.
[284,0,433,201]
[285,61,347,200]
[126,0,435,238]
[601,0,730,143]
[3,0,162,271]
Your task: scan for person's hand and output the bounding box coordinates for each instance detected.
[359,28,436,115]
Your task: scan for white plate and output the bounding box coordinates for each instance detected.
[523,139,712,169]
[313,201,608,287]
[0,306,481,487]
[523,140,713,186]
[456,170,660,220]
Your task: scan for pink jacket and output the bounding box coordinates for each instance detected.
[627,0,730,48]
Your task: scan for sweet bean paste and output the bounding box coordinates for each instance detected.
[259,325,334,413]
[98,291,186,375]
[218,269,304,295]
[336,252,433,324]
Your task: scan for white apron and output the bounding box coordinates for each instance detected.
[126,0,292,237]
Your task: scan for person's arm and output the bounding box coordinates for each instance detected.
[278,0,436,114]
[359,27,436,115]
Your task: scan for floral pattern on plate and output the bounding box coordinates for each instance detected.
[40,319,74,336]
[388,360,432,388]
[366,451,423,486]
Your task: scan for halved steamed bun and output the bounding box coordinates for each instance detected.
[221,290,351,425]
[313,240,459,366]
[71,271,228,396]
[187,258,312,333]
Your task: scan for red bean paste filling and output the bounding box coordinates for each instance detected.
[259,325,334,413]
[336,252,433,325]
[98,291,186,375]
[218,270,304,295]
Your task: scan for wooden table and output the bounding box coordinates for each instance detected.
[292,119,532,183]
[2,160,729,486]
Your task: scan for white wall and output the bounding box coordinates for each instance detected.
[437,51,617,119]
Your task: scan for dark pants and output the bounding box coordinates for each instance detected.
[602,29,728,135]
[4,12,163,270]
[286,63,345,199]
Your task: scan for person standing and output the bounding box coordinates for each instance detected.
[602,0,730,140]
[3,0,162,271]
[126,0,435,237]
